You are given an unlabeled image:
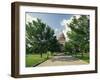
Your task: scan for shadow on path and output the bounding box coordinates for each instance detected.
[51,56,79,62]
[37,53,88,67]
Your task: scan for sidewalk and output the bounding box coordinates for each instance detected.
[37,55,88,67]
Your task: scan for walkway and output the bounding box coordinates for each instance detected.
[37,55,88,67]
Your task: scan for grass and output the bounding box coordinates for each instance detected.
[26,53,52,67]
[75,54,89,63]
[65,52,89,63]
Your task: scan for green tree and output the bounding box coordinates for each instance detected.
[64,41,74,55]
[26,18,60,57]
[65,15,89,57]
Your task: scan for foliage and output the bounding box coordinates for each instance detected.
[26,18,61,57]
[64,15,89,57]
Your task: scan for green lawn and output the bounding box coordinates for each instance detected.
[26,54,50,67]
[76,54,89,63]
[65,53,89,63]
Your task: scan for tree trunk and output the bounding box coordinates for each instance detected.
[40,53,43,58]
[47,53,49,59]
[81,52,84,58]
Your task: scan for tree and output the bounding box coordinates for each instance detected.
[26,18,60,57]
[64,41,74,55]
[64,15,89,57]
[48,36,61,53]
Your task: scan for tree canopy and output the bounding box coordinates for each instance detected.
[64,15,89,57]
[26,18,61,57]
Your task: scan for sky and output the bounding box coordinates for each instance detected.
[26,12,73,39]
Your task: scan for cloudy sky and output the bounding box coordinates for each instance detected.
[26,12,76,40]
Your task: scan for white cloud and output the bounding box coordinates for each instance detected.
[60,19,68,26]
[60,16,74,27]
[26,14,37,24]
[60,15,82,41]
[55,28,58,32]
[74,15,81,19]
[60,19,71,41]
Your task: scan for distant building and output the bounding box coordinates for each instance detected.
[58,33,66,45]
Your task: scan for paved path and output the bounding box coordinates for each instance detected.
[37,55,88,67]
